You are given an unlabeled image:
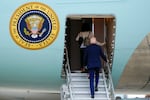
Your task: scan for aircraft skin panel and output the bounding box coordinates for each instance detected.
[116,33,150,94]
[0,48,64,90]
[0,0,150,92]
[0,1,65,91]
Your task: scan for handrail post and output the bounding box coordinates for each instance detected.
[104,48,115,100]
[64,46,73,100]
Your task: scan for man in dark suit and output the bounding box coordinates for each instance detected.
[84,36,107,98]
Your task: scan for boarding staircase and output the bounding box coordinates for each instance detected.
[61,47,115,100]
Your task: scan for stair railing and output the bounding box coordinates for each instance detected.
[102,68,110,99]
[106,61,115,100]
[104,48,115,100]
[64,46,73,100]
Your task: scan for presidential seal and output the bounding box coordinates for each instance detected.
[10,2,59,50]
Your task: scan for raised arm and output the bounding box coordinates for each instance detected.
[75,32,81,41]
[96,41,106,46]
[99,47,107,62]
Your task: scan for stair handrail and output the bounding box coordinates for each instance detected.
[104,48,115,100]
[64,46,73,100]
[106,61,115,99]
[102,68,110,99]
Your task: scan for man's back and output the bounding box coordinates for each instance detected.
[84,44,107,69]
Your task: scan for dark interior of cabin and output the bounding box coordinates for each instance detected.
[64,16,115,72]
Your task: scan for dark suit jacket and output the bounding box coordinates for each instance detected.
[84,44,107,69]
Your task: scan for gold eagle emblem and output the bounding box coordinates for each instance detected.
[24,15,46,38]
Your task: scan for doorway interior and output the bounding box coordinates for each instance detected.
[63,15,116,72]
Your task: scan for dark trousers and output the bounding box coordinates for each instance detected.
[80,48,85,68]
[88,67,100,96]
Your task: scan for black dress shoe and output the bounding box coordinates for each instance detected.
[95,87,98,91]
[91,95,94,98]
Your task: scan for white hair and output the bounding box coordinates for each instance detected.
[90,37,97,44]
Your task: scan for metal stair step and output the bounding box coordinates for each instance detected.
[71,73,103,77]
[71,84,105,88]
[69,97,108,100]
[71,78,104,82]
[72,90,107,94]
[71,76,103,80]
[71,81,105,85]
[71,87,105,91]
[72,94,108,98]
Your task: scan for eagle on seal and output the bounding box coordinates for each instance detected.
[24,15,46,38]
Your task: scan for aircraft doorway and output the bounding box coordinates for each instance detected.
[64,15,116,72]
